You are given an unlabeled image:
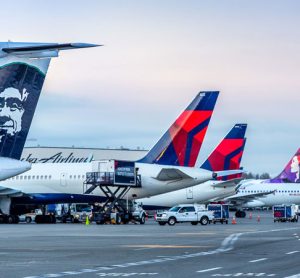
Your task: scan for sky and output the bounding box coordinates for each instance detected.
[1,0,300,175]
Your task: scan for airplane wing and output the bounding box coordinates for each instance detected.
[226,190,276,205]
[0,185,24,197]
[154,168,193,181]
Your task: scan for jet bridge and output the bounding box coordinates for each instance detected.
[83,160,142,223]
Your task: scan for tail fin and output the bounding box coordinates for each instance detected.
[269,148,300,183]
[0,42,98,159]
[201,123,247,180]
[139,91,219,166]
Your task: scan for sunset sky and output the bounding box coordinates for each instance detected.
[2,0,300,175]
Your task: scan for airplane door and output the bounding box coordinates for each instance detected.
[186,187,193,199]
[60,173,67,187]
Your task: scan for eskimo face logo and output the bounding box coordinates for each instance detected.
[290,155,300,182]
[0,87,28,140]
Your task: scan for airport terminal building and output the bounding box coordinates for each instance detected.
[21,147,147,164]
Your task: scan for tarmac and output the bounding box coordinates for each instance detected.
[1,210,300,278]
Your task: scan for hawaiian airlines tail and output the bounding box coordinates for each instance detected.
[0,42,98,160]
[269,148,300,183]
[138,91,219,167]
[201,123,247,180]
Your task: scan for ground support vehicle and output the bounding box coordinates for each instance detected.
[155,204,214,226]
[208,204,229,224]
[60,204,92,223]
[273,205,299,222]
[84,160,145,224]
[93,201,146,225]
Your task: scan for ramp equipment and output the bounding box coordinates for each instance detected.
[83,160,142,224]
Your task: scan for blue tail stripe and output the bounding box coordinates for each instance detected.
[184,117,211,166]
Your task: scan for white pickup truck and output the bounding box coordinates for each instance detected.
[156,204,214,226]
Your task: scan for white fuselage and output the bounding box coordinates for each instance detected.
[3,161,214,200]
[236,179,300,207]
[138,180,236,209]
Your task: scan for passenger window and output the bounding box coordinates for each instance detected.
[70,175,72,179]
[36,176,39,180]
[32,176,35,180]
[41,175,43,180]
[24,176,27,180]
[20,176,23,180]
[16,176,19,180]
[45,175,47,180]
[49,175,52,180]
[28,176,31,180]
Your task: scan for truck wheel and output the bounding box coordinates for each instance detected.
[25,217,32,224]
[191,221,198,225]
[140,214,146,225]
[158,222,166,226]
[7,215,14,224]
[168,217,176,226]
[200,216,209,225]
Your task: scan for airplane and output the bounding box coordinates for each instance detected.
[0,42,98,182]
[138,123,247,209]
[0,41,100,222]
[1,91,227,223]
[228,148,300,217]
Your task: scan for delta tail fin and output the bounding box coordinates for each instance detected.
[201,123,247,181]
[269,148,300,183]
[0,42,99,159]
[139,91,219,166]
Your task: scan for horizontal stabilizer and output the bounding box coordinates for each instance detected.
[154,168,193,181]
[0,42,100,58]
[214,169,244,178]
[210,177,243,188]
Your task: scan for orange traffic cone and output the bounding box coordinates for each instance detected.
[249,212,252,219]
[232,216,237,224]
[257,215,260,222]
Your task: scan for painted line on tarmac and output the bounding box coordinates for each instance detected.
[124,244,211,250]
[22,227,299,278]
[286,251,300,255]
[249,258,268,263]
[197,267,222,273]
[285,274,300,278]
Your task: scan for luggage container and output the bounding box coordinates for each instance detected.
[273,205,298,222]
[208,204,229,224]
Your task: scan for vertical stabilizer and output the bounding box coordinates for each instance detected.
[269,148,300,183]
[201,123,247,180]
[139,91,219,166]
[0,42,98,159]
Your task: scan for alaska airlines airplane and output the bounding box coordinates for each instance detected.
[0,42,98,181]
[228,148,300,217]
[1,91,231,222]
[138,123,247,209]
[0,41,99,221]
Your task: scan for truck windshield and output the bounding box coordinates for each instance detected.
[169,206,180,212]
[76,204,92,212]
